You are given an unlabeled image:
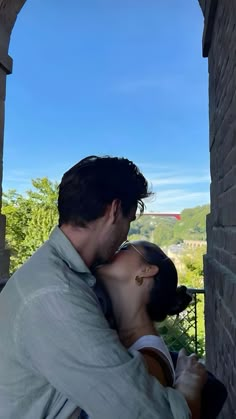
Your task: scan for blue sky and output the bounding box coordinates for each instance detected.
[3,0,209,212]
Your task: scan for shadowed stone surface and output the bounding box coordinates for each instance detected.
[201,1,236,417]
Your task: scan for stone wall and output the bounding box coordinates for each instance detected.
[0,21,12,286]
[0,0,26,285]
[199,0,236,417]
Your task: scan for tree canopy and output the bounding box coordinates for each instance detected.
[2,178,58,274]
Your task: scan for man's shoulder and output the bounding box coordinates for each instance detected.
[11,240,67,287]
[9,239,95,306]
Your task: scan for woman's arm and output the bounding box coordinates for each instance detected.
[141,347,204,419]
[118,316,205,419]
[139,349,169,386]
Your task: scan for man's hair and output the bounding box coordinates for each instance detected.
[58,155,152,226]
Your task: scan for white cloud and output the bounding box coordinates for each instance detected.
[137,163,210,188]
[149,174,210,186]
[137,162,179,172]
[145,189,210,213]
[3,170,31,185]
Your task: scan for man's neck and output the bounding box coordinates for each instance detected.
[60,224,98,268]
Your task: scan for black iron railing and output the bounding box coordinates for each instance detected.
[157,288,205,357]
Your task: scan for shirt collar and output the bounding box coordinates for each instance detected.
[49,226,96,287]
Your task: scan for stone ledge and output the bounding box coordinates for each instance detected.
[0,213,6,248]
[0,45,12,74]
[0,248,10,279]
[0,276,8,292]
[202,0,219,57]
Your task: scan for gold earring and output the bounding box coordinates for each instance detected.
[135,276,143,286]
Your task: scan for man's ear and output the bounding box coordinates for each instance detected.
[110,199,122,224]
[141,264,159,278]
[104,199,122,224]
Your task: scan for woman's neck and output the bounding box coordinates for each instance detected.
[100,278,159,347]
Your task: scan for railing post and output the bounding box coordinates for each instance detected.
[194,292,198,354]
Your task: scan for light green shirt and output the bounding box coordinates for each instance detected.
[0,227,190,419]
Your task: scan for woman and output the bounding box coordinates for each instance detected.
[80,240,227,418]
[95,240,197,382]
[95,239,191,325]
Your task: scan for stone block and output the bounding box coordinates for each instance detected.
[0,213,6,247]
[204,254,236,417]
[0,247,9,279]
[202,0,219,57]
[0,67,6,100]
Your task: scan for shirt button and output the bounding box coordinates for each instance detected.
[88,278,95,287]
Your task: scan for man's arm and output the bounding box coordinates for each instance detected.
[16,285,190,419]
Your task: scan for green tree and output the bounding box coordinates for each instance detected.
[153,222,174,246]
[128,233,147,241]
[27,177,58,206]
[178,245,206,355]
[25,178,58,254]
[180,245,206,288]
[173,205,209,242]
[2,178,58,274]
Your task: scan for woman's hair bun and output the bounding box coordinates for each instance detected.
[167,285,192,316]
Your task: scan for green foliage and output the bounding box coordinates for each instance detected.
[153,221,174,246]
[179,245,206,288]
[178,246,206,355]
[157,319,196,355]
[157,313,205,358]
[2,178,58,274]
[128,205,210,247]
[129,215,157,240]
[173,205,209,242]
[128,234,147,241]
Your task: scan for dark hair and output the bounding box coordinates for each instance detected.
[140,242,192,322]
[58,155,152,226]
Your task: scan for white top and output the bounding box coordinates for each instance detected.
[129,334,175,384]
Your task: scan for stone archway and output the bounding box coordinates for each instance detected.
[1,2,236,417]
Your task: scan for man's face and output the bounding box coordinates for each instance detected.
[97,205,137,264]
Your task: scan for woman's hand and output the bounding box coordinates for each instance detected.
[175,349,207,396]
[174,349,207,419]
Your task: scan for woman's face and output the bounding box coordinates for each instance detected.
[95,241,151,282]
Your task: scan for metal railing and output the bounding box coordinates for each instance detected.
[157,288,205,357]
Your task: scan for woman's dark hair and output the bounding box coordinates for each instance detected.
[140,241,192,322]
[58,155,152,226]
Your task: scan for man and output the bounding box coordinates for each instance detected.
[0,155,204,418]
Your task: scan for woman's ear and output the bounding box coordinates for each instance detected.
[140,264,159,278]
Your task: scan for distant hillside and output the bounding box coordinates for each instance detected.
[128,204,210,247]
